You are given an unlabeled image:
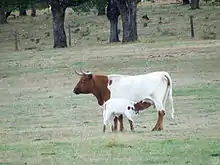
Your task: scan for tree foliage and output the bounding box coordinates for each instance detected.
[0,0,38,23]
[96,0,107,15]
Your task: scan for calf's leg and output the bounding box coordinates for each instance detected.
[125,110,134,131]
[128,120,134,131]
[113,117,118,131]
[118,115,124,132]
[103,125,106,133]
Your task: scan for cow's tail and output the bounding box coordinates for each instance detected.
[163,72,175,119]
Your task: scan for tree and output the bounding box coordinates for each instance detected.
[50,0,67,48]
[107,0,120,42]
[42,0,88,48]
[0,0,13,24]
[182,0,190,4]
[0,0,18,24]
[190,0,200,9]
[0,0,37,24]
[19,9,27,16]
[31,3,36,17]
[116,0,138,43]
[0,1,7,24]
[96,0,107,15]
[17,0,29,16]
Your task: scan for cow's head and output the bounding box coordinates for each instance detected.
[73,69,94,94]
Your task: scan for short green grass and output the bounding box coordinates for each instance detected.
[1,1,220,165]
[1,136,220,165]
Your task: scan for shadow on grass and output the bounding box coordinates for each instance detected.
[211,153,220,157]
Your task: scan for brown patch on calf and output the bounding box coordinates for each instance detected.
[134,101,152,111]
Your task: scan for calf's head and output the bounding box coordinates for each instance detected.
[73,69,94,94]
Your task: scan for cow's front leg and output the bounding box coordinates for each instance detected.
[152,110,165,131]
[118,115,124,132]
[113,116,118,131]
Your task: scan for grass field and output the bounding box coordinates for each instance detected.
[1,1,220,165]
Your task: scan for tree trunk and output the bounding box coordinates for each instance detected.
[116,0,137,43]
[96,0,107,15]
[19,9,27,16]
[110,19,120,42]
[190,0,200,9]
[196,0,200,8]
[31,4,36,17]
[0,1,7,24]
[5,10,12,19]
[97,7,106,15]
[182,0,189,4]
[107,0,120,42]
[51,5,67,48]
[0,9,6,24]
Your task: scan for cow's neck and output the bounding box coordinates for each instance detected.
[92,75,110,106]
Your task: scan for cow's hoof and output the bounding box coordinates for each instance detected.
[152,127,163,131]
[159,127,163,130]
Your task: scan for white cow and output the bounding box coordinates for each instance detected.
[107,71,175,131]
[73,70,175,132]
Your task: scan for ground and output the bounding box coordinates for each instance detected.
[0,1,220,165]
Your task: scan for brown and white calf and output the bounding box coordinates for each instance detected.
[102,98,155,132]
[73,69,175,132]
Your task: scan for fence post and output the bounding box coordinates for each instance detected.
[14,29,19,51]
[190,15,194,38]
[68,25,71,47]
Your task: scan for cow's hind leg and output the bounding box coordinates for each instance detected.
[118,115,124,132]
[152,110,165,131]
[151,97,166,131]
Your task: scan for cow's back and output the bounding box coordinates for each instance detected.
[104,98,135,114]
[107,71,169,102]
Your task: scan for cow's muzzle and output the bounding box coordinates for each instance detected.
[73,88,80,95]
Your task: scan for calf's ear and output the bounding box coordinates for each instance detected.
[87,74,93,80]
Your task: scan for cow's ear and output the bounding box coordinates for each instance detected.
[87,74,93,80]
